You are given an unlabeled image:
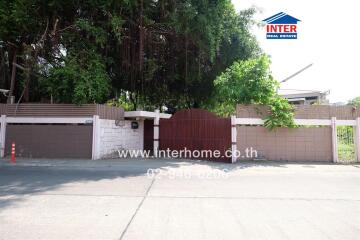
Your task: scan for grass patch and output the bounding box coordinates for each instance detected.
[338,142,355,162]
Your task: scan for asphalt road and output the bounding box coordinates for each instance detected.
[0,159,359,240]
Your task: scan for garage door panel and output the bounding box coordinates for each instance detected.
[5,125,92,158]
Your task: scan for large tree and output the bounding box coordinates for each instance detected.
[348,97,360,106]
[210,55,296,130]
[0,0,260,109]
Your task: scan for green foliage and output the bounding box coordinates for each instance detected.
[41,52,110,104]
[337,126,356,161]
[0,0,260,109]
[210,55,296,130]
[263,97,296,130]
[213,55,277,107]
[109,16,125,42]
[348,96,360,106]
[338,142,355,161]
[75,19,107,47]
[107,91,135,111]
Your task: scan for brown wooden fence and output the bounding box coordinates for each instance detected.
[236,104,360,120]
[0,104,124,119]
[159,109,231,162]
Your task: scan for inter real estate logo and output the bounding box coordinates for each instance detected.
[263,12,301,39]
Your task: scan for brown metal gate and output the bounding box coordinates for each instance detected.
[159,109,231,162]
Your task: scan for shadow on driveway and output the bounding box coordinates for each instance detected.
[0,158,185,210]
[0,157,343,210]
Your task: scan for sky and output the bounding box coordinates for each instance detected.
[232,0,360,103]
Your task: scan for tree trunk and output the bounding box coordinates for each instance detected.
[0,48,5,87]
[139,0,144,72]
[23,69,31,102]
[7,49,17,103]
[185,35,188,83]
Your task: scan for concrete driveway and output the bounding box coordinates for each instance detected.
[0,159,359,240]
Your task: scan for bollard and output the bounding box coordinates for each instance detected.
[11,142,16,164]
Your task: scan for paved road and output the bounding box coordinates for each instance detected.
[0,159,360,240]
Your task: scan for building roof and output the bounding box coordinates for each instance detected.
[279,89,330,101]
[278,89,323,96]
[287,97,306,102]
[263,12,301,24]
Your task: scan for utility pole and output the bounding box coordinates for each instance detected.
[280,63,313,84]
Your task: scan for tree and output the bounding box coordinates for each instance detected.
[348,97,360,106]
[210,55,296,130]
[40,51,110,104]
[0,0,260,107]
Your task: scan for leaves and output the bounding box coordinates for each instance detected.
[0,0,261,109]
[42,51,110,104]
[213,55,277,107]
[264,97,296,130]
[210,55,296,130]
[348,96,360,106]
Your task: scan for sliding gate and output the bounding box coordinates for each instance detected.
[159,109,231,162]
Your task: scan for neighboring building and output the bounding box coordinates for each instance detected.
[332,102,347,106]
[278,89,330,105]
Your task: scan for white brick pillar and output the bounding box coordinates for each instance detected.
[92,115,100,160]
[231,115,237,163]
[0,115,6,158]
[331,117,338,163]
[153,110,160,157]
[355,118,360,162]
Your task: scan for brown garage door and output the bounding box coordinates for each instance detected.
[5,124,92,158]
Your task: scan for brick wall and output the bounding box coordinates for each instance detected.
[237,126,332,162]
[99,119,144,158]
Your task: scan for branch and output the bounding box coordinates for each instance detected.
[56,24,75,33]
[51,18,59,36]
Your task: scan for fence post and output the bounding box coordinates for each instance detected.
[331,117,338,163]
[356,118,360,162]
[92,115,100,160]
[0,115,6,158]
[231,115,237,163]
[153,109,160,157]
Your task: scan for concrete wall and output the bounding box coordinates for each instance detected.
[99,119,144,158]
[237,126,332,162]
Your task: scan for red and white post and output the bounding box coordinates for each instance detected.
[11,142,16,164]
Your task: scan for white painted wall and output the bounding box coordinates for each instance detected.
[99,119,144,158]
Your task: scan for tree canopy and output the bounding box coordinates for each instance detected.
[210,55,296,130]
[0,0,260,109]
[348,97,360,106]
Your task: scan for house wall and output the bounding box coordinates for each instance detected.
[237,126,333,162]
[99,119,144,158]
